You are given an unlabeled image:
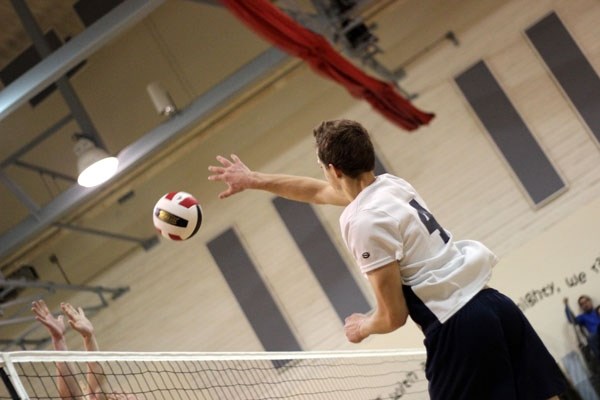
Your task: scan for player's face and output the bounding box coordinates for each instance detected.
[579,297,593,312]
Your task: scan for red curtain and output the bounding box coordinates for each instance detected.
[219,0,434,131]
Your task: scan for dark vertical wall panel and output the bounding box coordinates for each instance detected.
[455,61,565,205]
[207,228,301,351]
[526,12,600,143]
[272,198,371,321]
[374,155,387,176]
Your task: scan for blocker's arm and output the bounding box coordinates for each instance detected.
[31,300,84,399]
[61,303,105,395]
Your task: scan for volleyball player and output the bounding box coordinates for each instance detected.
[208,119,566,399]
[32,300,137,400]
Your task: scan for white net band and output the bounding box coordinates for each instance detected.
[1,349,428,399]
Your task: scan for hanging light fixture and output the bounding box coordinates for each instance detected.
[73,134,119,187]
[146,81,178,117]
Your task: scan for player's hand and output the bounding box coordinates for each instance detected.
[61,303,94,339]
[32,300,65,340]
[208,154,253,199]
[344,313,369,343]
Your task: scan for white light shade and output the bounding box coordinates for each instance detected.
[74,138,119,187]
[77,155,119,187]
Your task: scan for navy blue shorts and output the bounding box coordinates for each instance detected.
[422,288,566,400]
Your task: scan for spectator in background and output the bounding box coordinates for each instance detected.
[564,295,600,358]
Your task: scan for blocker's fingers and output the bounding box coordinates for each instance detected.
[61,303,76,317]
[216,155,232,167]
[230,154,241,163]
[32,301,47,315]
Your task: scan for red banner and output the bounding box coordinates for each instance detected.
[220,0,434,131]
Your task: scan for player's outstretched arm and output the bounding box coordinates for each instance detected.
[32,300,84,399]
[61,303,104,395]
[208,154,348,206]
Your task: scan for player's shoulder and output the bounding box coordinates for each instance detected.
[347,203,404,235]
[376,173,417,193]
[366,175,418,211]
[343,175,415,223]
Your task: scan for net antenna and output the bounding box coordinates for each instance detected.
[1,349,428,399]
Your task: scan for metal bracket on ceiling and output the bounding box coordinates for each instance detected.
[11,160,77,184]
[278,0,413,97]
[53,222,159,250]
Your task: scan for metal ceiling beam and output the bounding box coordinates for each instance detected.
[0,0,166,121]
[0,171,40,215]
[12,160,77,183]
[53,222,159,250]
[0,47,290,261]
[187,0,223,7]
[10,0,107,150]
[0,114,73,169]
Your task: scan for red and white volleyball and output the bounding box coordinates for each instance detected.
[153,192,202,241]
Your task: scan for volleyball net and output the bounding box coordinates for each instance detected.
[1,349,428,399]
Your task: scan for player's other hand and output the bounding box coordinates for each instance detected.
[344,313,369,343]
[208,154,254,199]
[61,302,94,339]
[32,300,65,340]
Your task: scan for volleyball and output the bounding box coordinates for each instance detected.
[153,191,202,241]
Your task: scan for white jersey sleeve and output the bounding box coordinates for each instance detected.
[344,209,404,273]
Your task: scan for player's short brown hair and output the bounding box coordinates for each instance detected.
[313,120,375,178]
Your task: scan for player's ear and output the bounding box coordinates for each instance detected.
[329,164,343,178]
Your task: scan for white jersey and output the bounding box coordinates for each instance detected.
[340,174,497,324]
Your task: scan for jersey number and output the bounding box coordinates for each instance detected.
[409,199,450,244]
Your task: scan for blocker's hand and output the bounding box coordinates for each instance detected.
[208,154,253,199]
[32,300,65,340]
[61,302,94,339]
